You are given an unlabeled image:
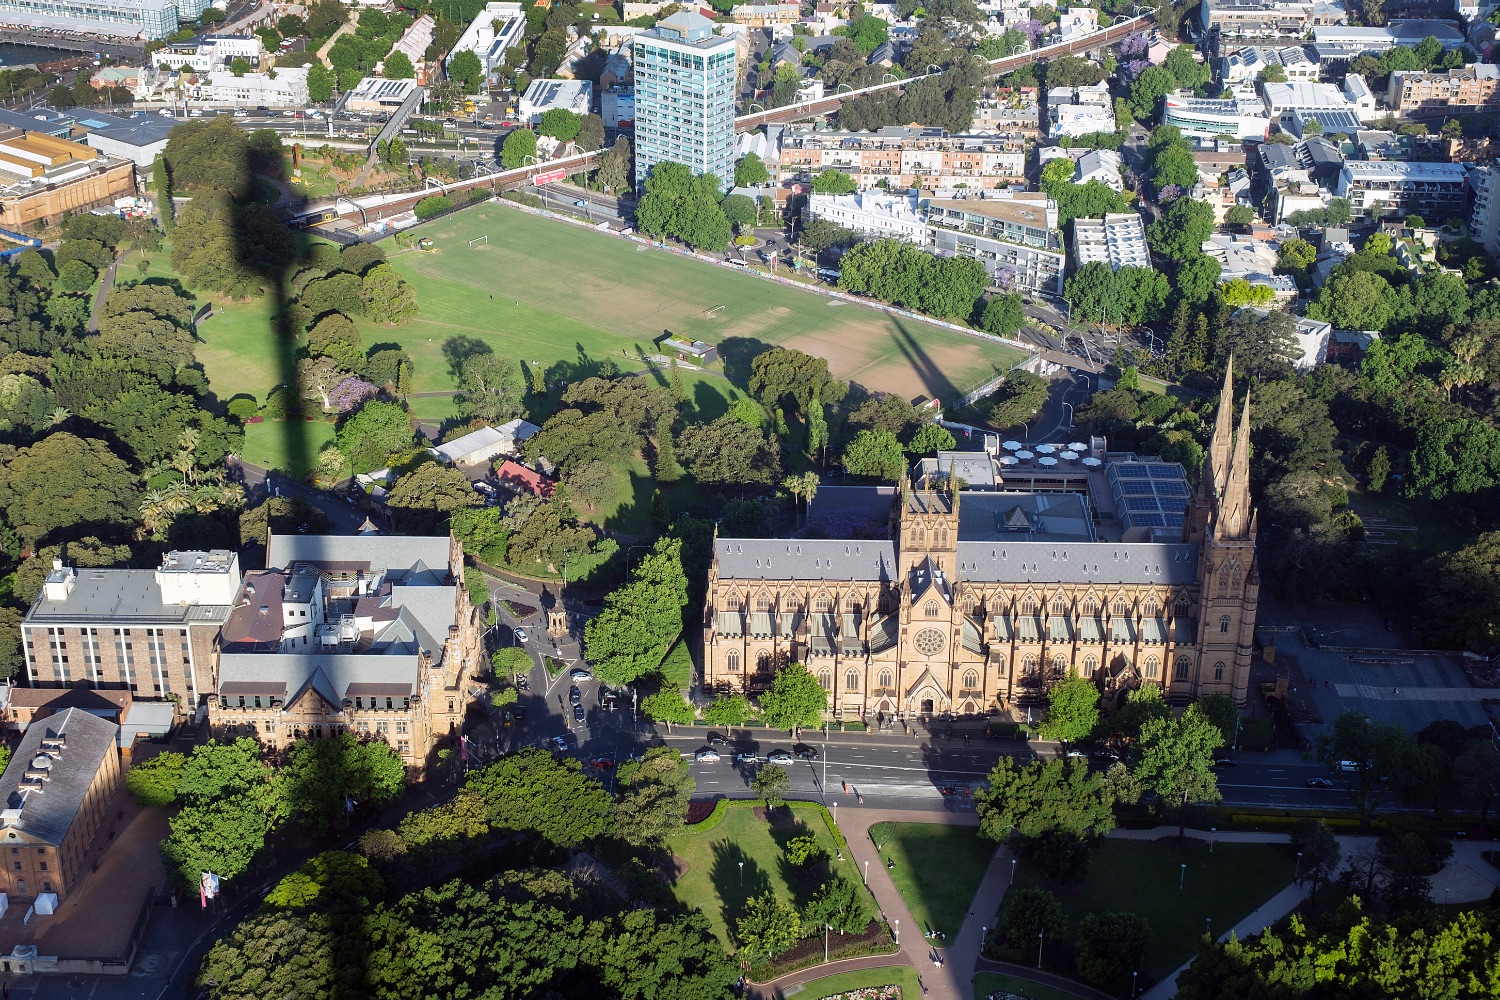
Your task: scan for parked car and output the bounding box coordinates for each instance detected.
[1212,757,1238,767]
[734,752,759,764]
[767,749,794,765]
[550,735,569,751]
[695,748,722,762]
[568,685,582,706]
[570,668,592,682]
[792,743,818,760]
[1306,777,1334,788]
[1337,760,1362,772]
[572,703,585,723]
[589,757,613,769]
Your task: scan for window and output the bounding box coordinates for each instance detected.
[1021,597,1037,615]
[1144,656,1159,679]
[757,652,772,672]
[1051,654,1068,675]
[37,862,46,872]
[395,722,408,735]
[756,596,770,611]
[1175,656,1191,681]
[1175,597,1191,619]
[1143,598,1159,618]
[1082,597,1097,616]
[1220,615,1231,634]
[1214,661,1226,681]
[962,669,979,690]
[1113,598,1130,617]
[819,669,832,690]
[1051,597,1067,616]
[726,651,741,673]
[1023,654,1038,674]
[846,597,860,614]
[925,601,939,618]
[11,863,18,872]
[1083,655,1098,675]
[845,669,860,691]
[878,669,893,689]
[816,596,831,612]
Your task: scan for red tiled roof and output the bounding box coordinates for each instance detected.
[497,459,556,498]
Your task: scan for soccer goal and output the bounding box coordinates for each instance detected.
[468,234,489,249]
[704,304,725,319]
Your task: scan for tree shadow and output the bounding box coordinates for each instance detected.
[443,335,493,380]
[710,836,771,941]
[717,336,771,391]
[545,342,609,387]
[688,378,736,423]
[891,317,960,405]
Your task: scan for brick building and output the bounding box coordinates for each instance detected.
[0,130,135,230]
[0,708,122,903]
[1388,65,1500,113]
[22,551,240,710]
[208,533,484,773]
[778,126,1027,191]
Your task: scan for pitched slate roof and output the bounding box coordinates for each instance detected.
[0,708,118,847]
[266,533,451,578]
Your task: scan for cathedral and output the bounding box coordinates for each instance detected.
[702,364,1260,721]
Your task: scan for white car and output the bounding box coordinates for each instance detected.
[570,669,592,682]
[514,628,528,643]
[695,748,722,763]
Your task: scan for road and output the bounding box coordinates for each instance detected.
[230,457,369,534]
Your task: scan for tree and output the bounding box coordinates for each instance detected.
[907,423,955,456]
[1152,145,1199,189]
[595,136,631,192]
[1315,710,1420,820]
[640,691,694,732]
[735,153,770,187]
[263,850,382,912]
[55,259,96,293]
[448,48,483,92]
[127,751,187,807]
[1174,253,1222,307]
[280,733,405,835]
[977,756,1116,848]
[583,537,689,686]
[1037,670,1099,744]
[737,891,801,960]
[1225,205,1255,226]
[984,370,1049,429]
[811,169,858,195]
[991,887,1066,961]
[500,127,538,170]
[386,463,480,532]
[751,764,791,809]
[677,416,782,486]
[464,747,611,847]
[454,352,525,424]
[335,401,411,474]
[539,108,582,142]
[306,62,334,102]
[383,50,414,79]
[1288,818,1341,901]
[574,113,605,153]
[758,663,825,734]
[1127,64,1176,120]
[804,873,869,934]
[841,428,906,481]
[1076,912,1151,990]
[1308,270,1399,332]
[0,432,139,547]
[704,694,752,728]
[1148,198,1215,262]
[1134,705,1223,838]
[980,293,1024,336]
[361,264,417,324]
[614,745,695,846]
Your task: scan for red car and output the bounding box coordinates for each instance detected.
[589,757,614,770]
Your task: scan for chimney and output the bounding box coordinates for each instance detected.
[42,561,76,602]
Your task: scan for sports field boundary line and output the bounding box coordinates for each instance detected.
[481,197,1041,369]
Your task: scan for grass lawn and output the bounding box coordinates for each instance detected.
[868,822,996,940]
[241,419,335,480]
[972,972,1088,1000]
[668,801,862,948]
[1008,839,1295,981]
[382,203,1027,403]
[793,965,923,999]
[1346,483,1469,554]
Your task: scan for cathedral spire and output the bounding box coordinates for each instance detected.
[1210,357,1236,491]
[1219,391,1254,540]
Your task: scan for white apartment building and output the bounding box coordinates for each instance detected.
[446,2,527,90]
[1071,213,1150,270]
[778,126,1026,191]
[809,191,928,242]
[1219,45,1318,83]
[152,35,264,73]
[1162,93,1269,140]
[1334,160,1469,219]
[519,79,593,123]
[190,67,309,108]
[634,11,738,191]
[1471,162,1500,258]
[1048,84,1115,138]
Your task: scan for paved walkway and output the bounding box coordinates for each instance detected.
[86,254,121,333]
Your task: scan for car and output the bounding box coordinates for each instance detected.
[707,732,728,745]
[550,736,569,751]
[767,750,794,765]
[514,627,529,643]
[589,757,613,769]
[233,109,248,117]
[735,752,759,764]
[510,706,526,721]
[792,743,818,760]
[574,199,587,207]
[1336,760,1362,772]
[1088,746,1119,761]
[570,668,592,682]
[1306,777,1334,788]
[1212,757,1238,767]
[568,685,582,706]
[572,703,585,723]
[695,748,722,762]
[1065,750,1087,760]
[500,119,516,127]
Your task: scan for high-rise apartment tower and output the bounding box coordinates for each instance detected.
[633,11,737,191]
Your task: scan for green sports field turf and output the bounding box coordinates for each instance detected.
[382,204,1028,402]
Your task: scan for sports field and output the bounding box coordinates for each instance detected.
[383,204,1027,403]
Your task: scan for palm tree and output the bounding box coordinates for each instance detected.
[781,475,806,525]
[47,407,70,427]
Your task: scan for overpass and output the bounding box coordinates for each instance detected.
[303,13,1153,228]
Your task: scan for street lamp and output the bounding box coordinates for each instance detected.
[1062,402,1074,428]
[738,861,744,886]
[1036,929,1044,969]
[864,860,869,885]
[1179,863,1187,890]
[1010,858,1017,885]
[893,918,899,944]
[1205,917,1212,937]
[1209,827,1216,853]
[1133,971,1139,997]
[1295,852,1303,880]
[825,923,831,963]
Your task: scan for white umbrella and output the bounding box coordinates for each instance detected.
[1060,451,1079,461]
[1035,444,1056,454]
[998,455,1018,466]
[1068,442,1088,452]
[1002,440,1023,451]
[1081,457,1103,467]
[1015,450,1035,460]
[1038,456,1058,467]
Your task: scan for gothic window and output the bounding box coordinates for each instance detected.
[1051,596,1067,616]
[963,593,976,612]
[925,601,939,618]
[816,596,832,612]
[1144,656,1160,679]
[878,669,893,689]
[846,597,861,613]
[727,652,741,673]
[914,628,945,656]
[1220,615,1231,634]
[1023,654,1038,674]
[962,669,978,690]
[1175,597,1191,619]
[757,652,772,672]
[916,525,925,544]
[1083,655,1098,675]
[994,654,1006,673]
[1021,596,1038,615]
[845,669,860,692]
[1174,656,1191,681]
[1113,597,1129,617]
[819,669,832,690]
[756,596,771,611]
[939,527,949,546]
[1050,654,1067,676]
[1214,661,1225,681]
[1082,597,1097,616]
[1143,597,1159,617]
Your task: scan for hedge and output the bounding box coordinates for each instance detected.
[413,194,454,219]
[686,798,729,832]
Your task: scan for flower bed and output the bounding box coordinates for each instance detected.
[826,988,901,1000]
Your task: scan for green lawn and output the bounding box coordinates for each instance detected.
[1008,839,1295,980]
[792,965,922,999]
[1347,482,1469,554]
[241,419,335,480]
[868,822,995,940]
[973,972,1088,1000]
[668,801,863,948]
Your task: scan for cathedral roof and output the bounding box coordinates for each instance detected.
[714,539,897,582]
